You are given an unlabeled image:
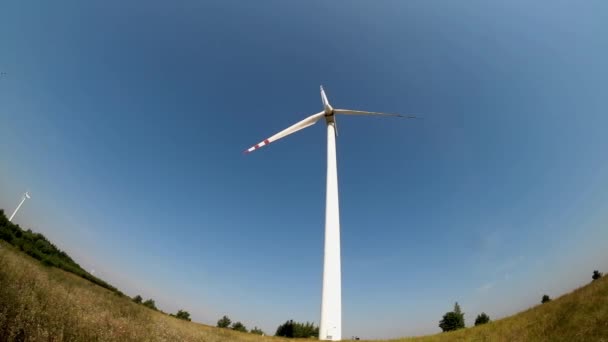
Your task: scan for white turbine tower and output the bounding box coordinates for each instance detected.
[245,86,415,341]
[9,192,31,222]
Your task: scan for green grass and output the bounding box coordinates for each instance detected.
[1,240,607,341]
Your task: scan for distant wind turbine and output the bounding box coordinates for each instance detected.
[9,192,31,222]
[245,86,416,341]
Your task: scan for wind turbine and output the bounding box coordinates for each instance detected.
[245,86,415,341]
[9,192,31,222]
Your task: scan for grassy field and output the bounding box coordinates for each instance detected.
[364,275,608,342]
[1,241,607,341]
[0,241,292,342]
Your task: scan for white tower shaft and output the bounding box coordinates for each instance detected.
[9,196,27,222]
[320,121,342,341]
[244,87,413,340]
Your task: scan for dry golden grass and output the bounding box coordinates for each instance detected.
[0,242,292,342]
[2,240,607,341]
[360,275,608,342]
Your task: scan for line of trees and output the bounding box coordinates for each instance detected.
[177,267,607,335]
[0,209,122,295]
[6,206,605,337]
[216,315,319,338]
[2,207,198,325]
[1,207,202,326]
[132,294,191,321]
[216,315,263,334]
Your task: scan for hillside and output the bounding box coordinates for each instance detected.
[366,275,608,342]
[1,223,607,341]
[0,240,291,341]
[0,209,120,294]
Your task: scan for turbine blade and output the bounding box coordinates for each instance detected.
[334,109,417,119]
[320,86,330,108]
[244,112,325,153]
[333,116,338,137]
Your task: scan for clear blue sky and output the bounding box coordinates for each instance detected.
[1,0,607,338]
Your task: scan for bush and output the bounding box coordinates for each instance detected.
[175,310,191,321]
[275,320,319,338]
[42,257,55,267]
[143,299,157,310]
[250,326,264,335]
[439,302,465,332]
[217,315,231,328]
[474,312,490,326]
[231,321,247,333]
[592,270,603,281]
[542,294,551,303]
[133,295,143,304]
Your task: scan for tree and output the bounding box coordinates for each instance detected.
[275,320,295,337]
[439,302,465,332]
[217,315,231,328]
[133,295,143,304]
[592,270,603,281]
[143,299,157,310]
[231,321,247,333]
[275,320,319,338]
[175,310,191,321]
[250,326,265,335]
[454,302,463,316]
[541,294,551,303]
[474,312,490,326]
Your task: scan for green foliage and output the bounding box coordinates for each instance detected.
[231,321,247,333]
[133,295,143,304]
[275,320,319,338]
[250,326,265,335]
[454,302,463,316]
[142,299,157,310]
[439,302,465,332]
[42,257,55,267]
[217,315,231,328]
[0,209,122,295]
[592,270,603,281]
[175,310,191,321]
[542,294,551,303]
[474,312,490,326]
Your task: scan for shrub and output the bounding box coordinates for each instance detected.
[592,270,603,281]
[143,299,157,310]
[231,321,247,333]
[542,294,551,303]
[175,310,191,321]
[474,312,490,325]
[250,326,264,335]
[275,320,319,338]
[439,302,465,332]
[217,315,231,328]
